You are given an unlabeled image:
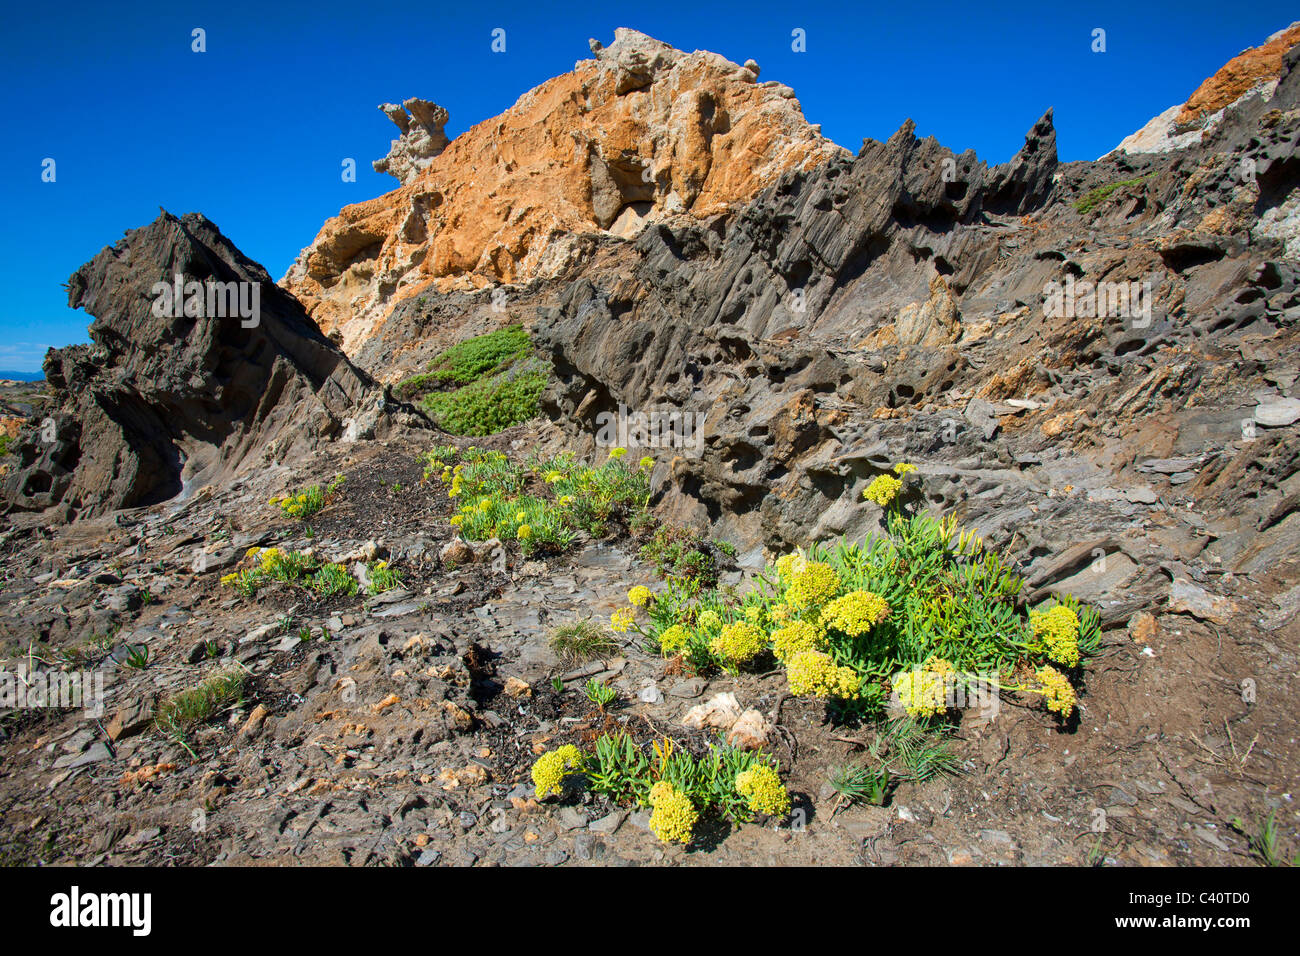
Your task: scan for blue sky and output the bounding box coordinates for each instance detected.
[1,0,1295,371]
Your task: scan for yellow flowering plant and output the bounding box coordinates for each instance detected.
[863,473,903,507]
[573,732,793,844]
[434,446,650,555]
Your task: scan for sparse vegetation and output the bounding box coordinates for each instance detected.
[433,445,652,555]
[221,547,359,598]
[638,525,735,588]
[829,718,959,808]
[1074,172,1156,215]
[123,644,150,670]
[154,669,248,739]
[583,678,618,710]
[365,559,402,594]
[1244,810,1299,867]
[271,474,345,520]
[548,618,618,664]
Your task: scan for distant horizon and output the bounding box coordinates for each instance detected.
[2,0,1296,372]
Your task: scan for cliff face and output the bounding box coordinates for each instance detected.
[282,29,848,352]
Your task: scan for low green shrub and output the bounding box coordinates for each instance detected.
[435,446,651,554]
[397,325,547,435]
[424,323,532,386]
[271,474,345,520]
[1074,172,1156,214]
[638,525,735,587]
[420,362,548,435]
[221,547,359,598]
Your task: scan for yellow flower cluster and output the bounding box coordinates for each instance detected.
[710,621,766,665]
[735,765,791,817]
[1031,605,1081,668]
[544,470,563,483]
[893,663,951,718]
[1036,665,1077,717]
[771,620,824,662]
[252,547,285,572]
[775,551,803,583]
[863,474,903,506]
[784,560,841,611]
[770,604,791,624]
[648,781,698,844]
[517,524,532,541]
[658,624,689,655]
[628,586,652,607]
[696,609,722,633]
[639,456,654,470]
[610,607,636,633]
[609,447,627,459]
[448,475,463,498]
[531,744,583,798]
[893,462,918,475]
[821,590,890,636]
[786,650,861,699]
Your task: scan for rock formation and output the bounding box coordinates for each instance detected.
[1,211,384,519]
[373,98,451,185]
[532,43,1300,614]
[282,28,848,351]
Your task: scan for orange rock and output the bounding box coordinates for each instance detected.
[120,762,177,787]
[282,29,846,352]
[1176,23,1300,127]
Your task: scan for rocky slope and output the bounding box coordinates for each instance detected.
[0,27,1297,869]
[283,28,847,353]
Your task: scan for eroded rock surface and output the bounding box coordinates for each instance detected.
[1,212,383,520]
[282,28,848,351]
[533,48,1300,603]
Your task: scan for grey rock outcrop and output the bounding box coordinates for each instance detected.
[531,57,1300,586]
[373,98,451,184]
[1,211,384,519]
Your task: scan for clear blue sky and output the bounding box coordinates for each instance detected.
[1,0,1294,372]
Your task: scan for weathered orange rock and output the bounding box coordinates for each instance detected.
[283,29,847,351]
[1176,22,1300,126]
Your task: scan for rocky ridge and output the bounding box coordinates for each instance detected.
[1115,21,1300,155]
